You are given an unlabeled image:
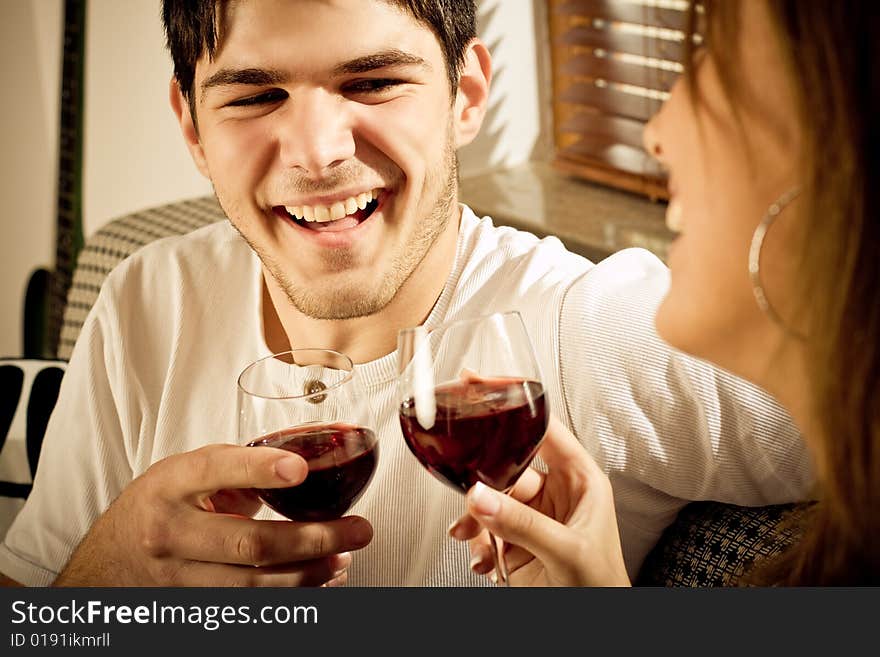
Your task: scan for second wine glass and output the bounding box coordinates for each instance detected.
[396,311,549,586]
[237,348,379,523]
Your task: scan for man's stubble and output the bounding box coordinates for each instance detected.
[222,127,459,321]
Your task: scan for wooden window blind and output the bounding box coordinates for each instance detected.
[548,0,690,201]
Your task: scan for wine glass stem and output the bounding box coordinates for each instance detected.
[487,531,510,587]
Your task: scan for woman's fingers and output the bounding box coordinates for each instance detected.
[537,415,601,475]
[451,415,595,541]
[448,467,546,540]
[468,542,533,576]
[448,416,629,587]
[464,482,576,568]
[507,467,546,504]
[468,541,494,575]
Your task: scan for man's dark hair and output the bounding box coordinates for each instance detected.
[162,0,477,117]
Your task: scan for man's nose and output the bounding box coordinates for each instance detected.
[277,89,356,175]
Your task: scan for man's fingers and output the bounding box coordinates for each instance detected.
[171,554,351,587]
[155,512,373,566]
[208,488,265,517]
[155,444,309,498]
[323,570,350,587]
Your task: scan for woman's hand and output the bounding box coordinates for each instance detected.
[448,415,630,587]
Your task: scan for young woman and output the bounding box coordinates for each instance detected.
[451,0,878,585]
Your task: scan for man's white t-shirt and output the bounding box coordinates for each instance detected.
[0,206,813,585]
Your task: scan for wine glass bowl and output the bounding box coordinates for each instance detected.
[237,349,378,522]
[397,312,548,584]
[398,377,547,494]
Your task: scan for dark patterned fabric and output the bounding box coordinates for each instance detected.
[636,501,810,586]
[58,196,225,360]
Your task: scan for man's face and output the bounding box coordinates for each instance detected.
[187,0,462,319]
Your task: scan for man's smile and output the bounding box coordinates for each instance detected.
[273,188,387,233]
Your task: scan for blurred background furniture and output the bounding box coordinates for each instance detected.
[0,359,66,533]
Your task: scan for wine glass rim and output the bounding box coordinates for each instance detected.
[404,310,525,337]
[237,348,355,400]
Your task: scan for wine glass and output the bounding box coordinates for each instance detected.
[237,348,379,522]
[396,311,549,586]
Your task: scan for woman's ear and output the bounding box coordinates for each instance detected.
[453,39,492,148]
[169,78,210,179]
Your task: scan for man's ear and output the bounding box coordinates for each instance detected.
[169,78,210,179]
[453,39,492,148]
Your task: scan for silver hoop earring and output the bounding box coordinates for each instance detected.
[748,187,806,339]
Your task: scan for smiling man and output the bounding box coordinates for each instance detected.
[182,1,470,352]
[0,0,813,587]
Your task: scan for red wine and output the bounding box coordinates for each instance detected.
[247,423,378,522]
[399,379,547,493]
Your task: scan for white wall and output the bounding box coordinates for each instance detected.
[82,0,212,237]
[460,0,552,175]
[0,0,547,357]
[0,0,63,358]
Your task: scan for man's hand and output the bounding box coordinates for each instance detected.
[448,416,630,587]
[53,444,373,586]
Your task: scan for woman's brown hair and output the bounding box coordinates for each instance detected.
[684,0,879,585]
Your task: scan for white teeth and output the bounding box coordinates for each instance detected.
[284,188,381,223]
[665,199,683,233]
[329,202,346,221]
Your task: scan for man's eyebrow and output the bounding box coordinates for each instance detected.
[200,68,287,99]
[332,49,431,76]
[198,50,429,100]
